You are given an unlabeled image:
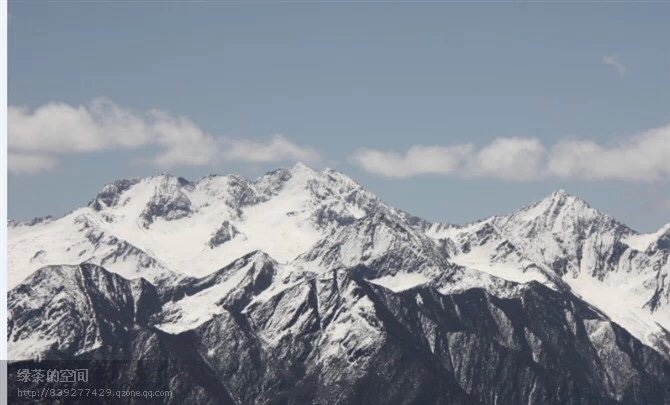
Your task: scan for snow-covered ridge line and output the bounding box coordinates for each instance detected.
[7,162,670,357]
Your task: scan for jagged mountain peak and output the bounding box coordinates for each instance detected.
[290,160,316,174]
[9,164,670,401]
[523,189,594,218]
[490,189,633,252]
[82,163,370,222]
[544,189,599,215]
[231,249,278,267]
[89,175,193,212]
[140,178,194,226]
[13,163,393,284]
[495,189,630,236]
[548,188,572,199]
[16,262,103,288]
[196,173,250,186]
[155,249,281,333]
[251,162,321,196]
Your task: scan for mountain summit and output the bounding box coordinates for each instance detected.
[8,164,670,404]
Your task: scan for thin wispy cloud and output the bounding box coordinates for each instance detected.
[8,98,321,174]
[223,134,321,164]
[7,153,59,175]
[352,124,670,182]
[603,55,627,76]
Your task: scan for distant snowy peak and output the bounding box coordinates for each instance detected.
[140,176,194,226]
[89,178,141,211]
[8,166,670,361]
[9,163,410,283]
[89,175,195,226]
[482,190,639,277]
[84,163,384,230]
[195,174,259,210]
[424,190,623,244]
[493,189,631,238]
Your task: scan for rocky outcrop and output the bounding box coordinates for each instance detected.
[8,262,670,404]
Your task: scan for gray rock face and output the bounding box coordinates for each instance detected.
[141,176,194,227]
[208,220,244,248]
[8,262,670,404]
[653,228,670,252]
[8,264,153,359]
[298,212,451,281]
[89,179,141,211]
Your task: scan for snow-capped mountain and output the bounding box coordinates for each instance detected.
[426,190,670,356]
[9,163,415,286]
[8,163,670,404]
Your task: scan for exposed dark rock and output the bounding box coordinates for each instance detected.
[208,221,244,248]
[8,263,670,404]
[89,179,141,211]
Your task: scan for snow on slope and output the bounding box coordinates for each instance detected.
[8,209,177,288]
[8,264,142,359]
[623,223,670,252]
[8,164,670,357]
[9,163,400,283]
[425,190,670,355]
[489,190,634,275]
[566,272,670,355]
[449,246,545,285]
[435,222,552,284]
[87,163,401,278]
[369,273,430,292]
[95,171,322,277]
[296,211,452,283]
[156,251,284,334]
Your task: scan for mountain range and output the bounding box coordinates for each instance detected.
[8,163,670,404]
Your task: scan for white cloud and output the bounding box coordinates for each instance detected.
[8,98,320,174]
[9,99,151,154]
[145,109,219,167]
[223,134,321,164]
[351,144,472,179]
[468,137,546,181]
[603,55,626,76]
[353,124,670,183]
[547,125,670,181]
[352,138,544,181]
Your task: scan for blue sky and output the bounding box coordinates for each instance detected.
[8,2,670,231]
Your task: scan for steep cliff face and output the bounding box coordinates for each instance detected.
[8,263,670,404]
